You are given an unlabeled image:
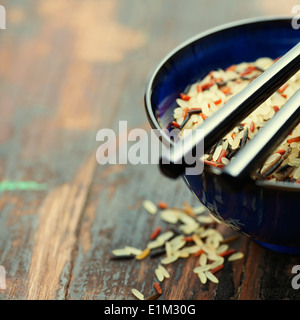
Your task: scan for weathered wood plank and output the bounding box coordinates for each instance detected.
[0,0,299,301]
[26,155,96,300]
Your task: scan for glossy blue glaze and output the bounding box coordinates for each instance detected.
[144,17,300,254]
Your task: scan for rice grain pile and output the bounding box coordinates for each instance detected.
[170,57,300,183]
[111,200,244,300]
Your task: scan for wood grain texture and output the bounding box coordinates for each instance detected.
[0,0,299,300]
[27,155,96,300]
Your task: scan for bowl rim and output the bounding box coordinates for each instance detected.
[144,15,300,192]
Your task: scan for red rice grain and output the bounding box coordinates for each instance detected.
[157,201,168,209]
[170,58,300,184]
[287,136,300,144]
[210,264,224,274]
[153,282,162,294]
[150,226,162,240]
[218,248,236,257]
[180,93,191,101]
[278,83,289,93]
[194,249,204,256]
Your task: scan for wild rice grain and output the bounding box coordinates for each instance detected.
[198,271,207,284]
[153,282,162,295]
[193,265,211,273]
[158,264,170,278]
[131,288,145,300]
[149,248,166,258]
[221,235,240,244]
[136,248,150,260]
[209,258,224,269]
[241,128,248,149]
[192,234,204,247]
[111,248,131,256]
[194,249,205,257]
[157,201,168,209]
[161,210,180,224]
[143,200,158,215]
[161,254,179,265]
[155,267,164,282]
[210,264,224,274]
[157,231,175,242]
[228,252,244,261]
[147,239,164,249]
[199,253,207,266]
[110,254,134,260]
[125,246,142,256]
[205,271,219,283]
[145,293,161,300]
[197,215,215,224]
[170,58,300,183]
[118,200,246,299]
[165,241,173,257]
[177,250,189,258]
[216,244,229,254]
[172,240,186,252]
[182,245,202,254]
[150,226,162,240]
[193,205,207,215]
[218,248,236,257]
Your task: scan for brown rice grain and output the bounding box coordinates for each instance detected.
[136,248,150,260]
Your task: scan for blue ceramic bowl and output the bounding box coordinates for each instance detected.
[144,17,300,254]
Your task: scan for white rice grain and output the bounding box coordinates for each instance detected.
[157,231,174,242]
[131,288,144,300]
[161,254,179,265]
[125,246,142,255]
[193,265,211,273]
[112,248,131,256]
[199,253,207,266]
[198,271,207,284]
[155,267,164,282]
[158,264,170,278]
[216,244,229,254]
[205,271,219,284]
[171,57,300,183]
[143,200,157,215]
[228,252,244,261]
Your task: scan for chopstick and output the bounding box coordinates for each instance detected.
[159,42,300,179]
[223,89,300,180]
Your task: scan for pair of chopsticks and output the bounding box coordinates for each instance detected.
[159,42,300,180]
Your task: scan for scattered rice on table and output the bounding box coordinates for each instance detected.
[131,288,145,300]
[169,58,300,183]
[154,267,164,282]
[143,200,158,215]
[205,271,219,284]
[111,200,244,300]
[228,252,244,261]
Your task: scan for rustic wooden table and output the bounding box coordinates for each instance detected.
[0,0,299,300]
